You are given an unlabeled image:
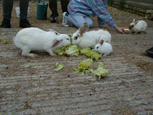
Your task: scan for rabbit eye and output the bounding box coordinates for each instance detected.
[97,47,99,49]
[67,38,69,40]
[55,32,59,35]
[74,36,78,40]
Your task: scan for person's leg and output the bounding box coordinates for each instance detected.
[19,0,32,28]
[49,0,58,23]
[2,0,13,20]
[49,0,58,17]
[60,0,69,13]
[0,0,13,28]
[67,15,93,28]
[20,0,29,19]
[84,16,93,28]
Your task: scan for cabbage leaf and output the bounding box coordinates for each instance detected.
[75,59,93,74]
[65,45,80,56]
[90,63,108,80]
[54,63,64,71]
[80,47,102,61]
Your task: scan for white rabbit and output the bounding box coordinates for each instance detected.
[14,27,71,58]
[72,23,111,49]
[129,19,147,34]
[93,39,113,56]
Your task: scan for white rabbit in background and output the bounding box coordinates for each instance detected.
[14,27,71,58]
[129,19,147,34]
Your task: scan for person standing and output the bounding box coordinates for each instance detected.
[49,0,69,23]
[0,0,33,28]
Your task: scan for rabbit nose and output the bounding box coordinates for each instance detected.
[102,53,105,56]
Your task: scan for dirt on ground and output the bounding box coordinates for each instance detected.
[0,1,153,115]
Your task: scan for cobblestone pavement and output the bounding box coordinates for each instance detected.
[0,2,153,115]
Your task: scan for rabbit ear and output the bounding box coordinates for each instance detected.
[134,21,138,25]
[52,39,63,47]
[96,37,101,44]
[79,23,89,36]
[100,39,104,45]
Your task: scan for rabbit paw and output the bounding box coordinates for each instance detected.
[22,53,38,58]
[47,50,56,56]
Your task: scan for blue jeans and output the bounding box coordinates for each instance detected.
[67,14,93,28]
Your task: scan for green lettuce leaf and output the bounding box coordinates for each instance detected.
[80,47,91,55]
[80,47,102,61]
[75,59,93,74]
[90,51,102,61]
[2,40,9,44]
[65,45,80,56]
[53,47,66,55]
[54,63,64,71]
[90,63,108,80]
[1,33,7,35]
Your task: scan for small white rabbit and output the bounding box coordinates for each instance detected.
[93,39,113,56]
[72,23,111,49]
[129,19,147,34]
[14,27,71,58]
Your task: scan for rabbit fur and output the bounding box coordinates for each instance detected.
[72,23,111,49]
[14,27,71,57]
[129,19,147,34]
[93,39,113,56]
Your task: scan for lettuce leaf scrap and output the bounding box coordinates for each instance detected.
[54,63,64,71]
[90,63,108,80]
[1,33,7,35]
[75,59,93,74]
[53,47,66,55]
[80,47,102,61]
[2,40,9,44]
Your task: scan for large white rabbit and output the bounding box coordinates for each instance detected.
[71,23,111,48]
[93,39,113,56]
[14,27,71,57]
[129,19,147,34]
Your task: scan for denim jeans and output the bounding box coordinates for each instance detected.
[68,14,93,28]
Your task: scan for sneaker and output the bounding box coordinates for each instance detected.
[19,19,33,28]
[0,19,11,28]
[62,12,69,27]
[50,16,57,23]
